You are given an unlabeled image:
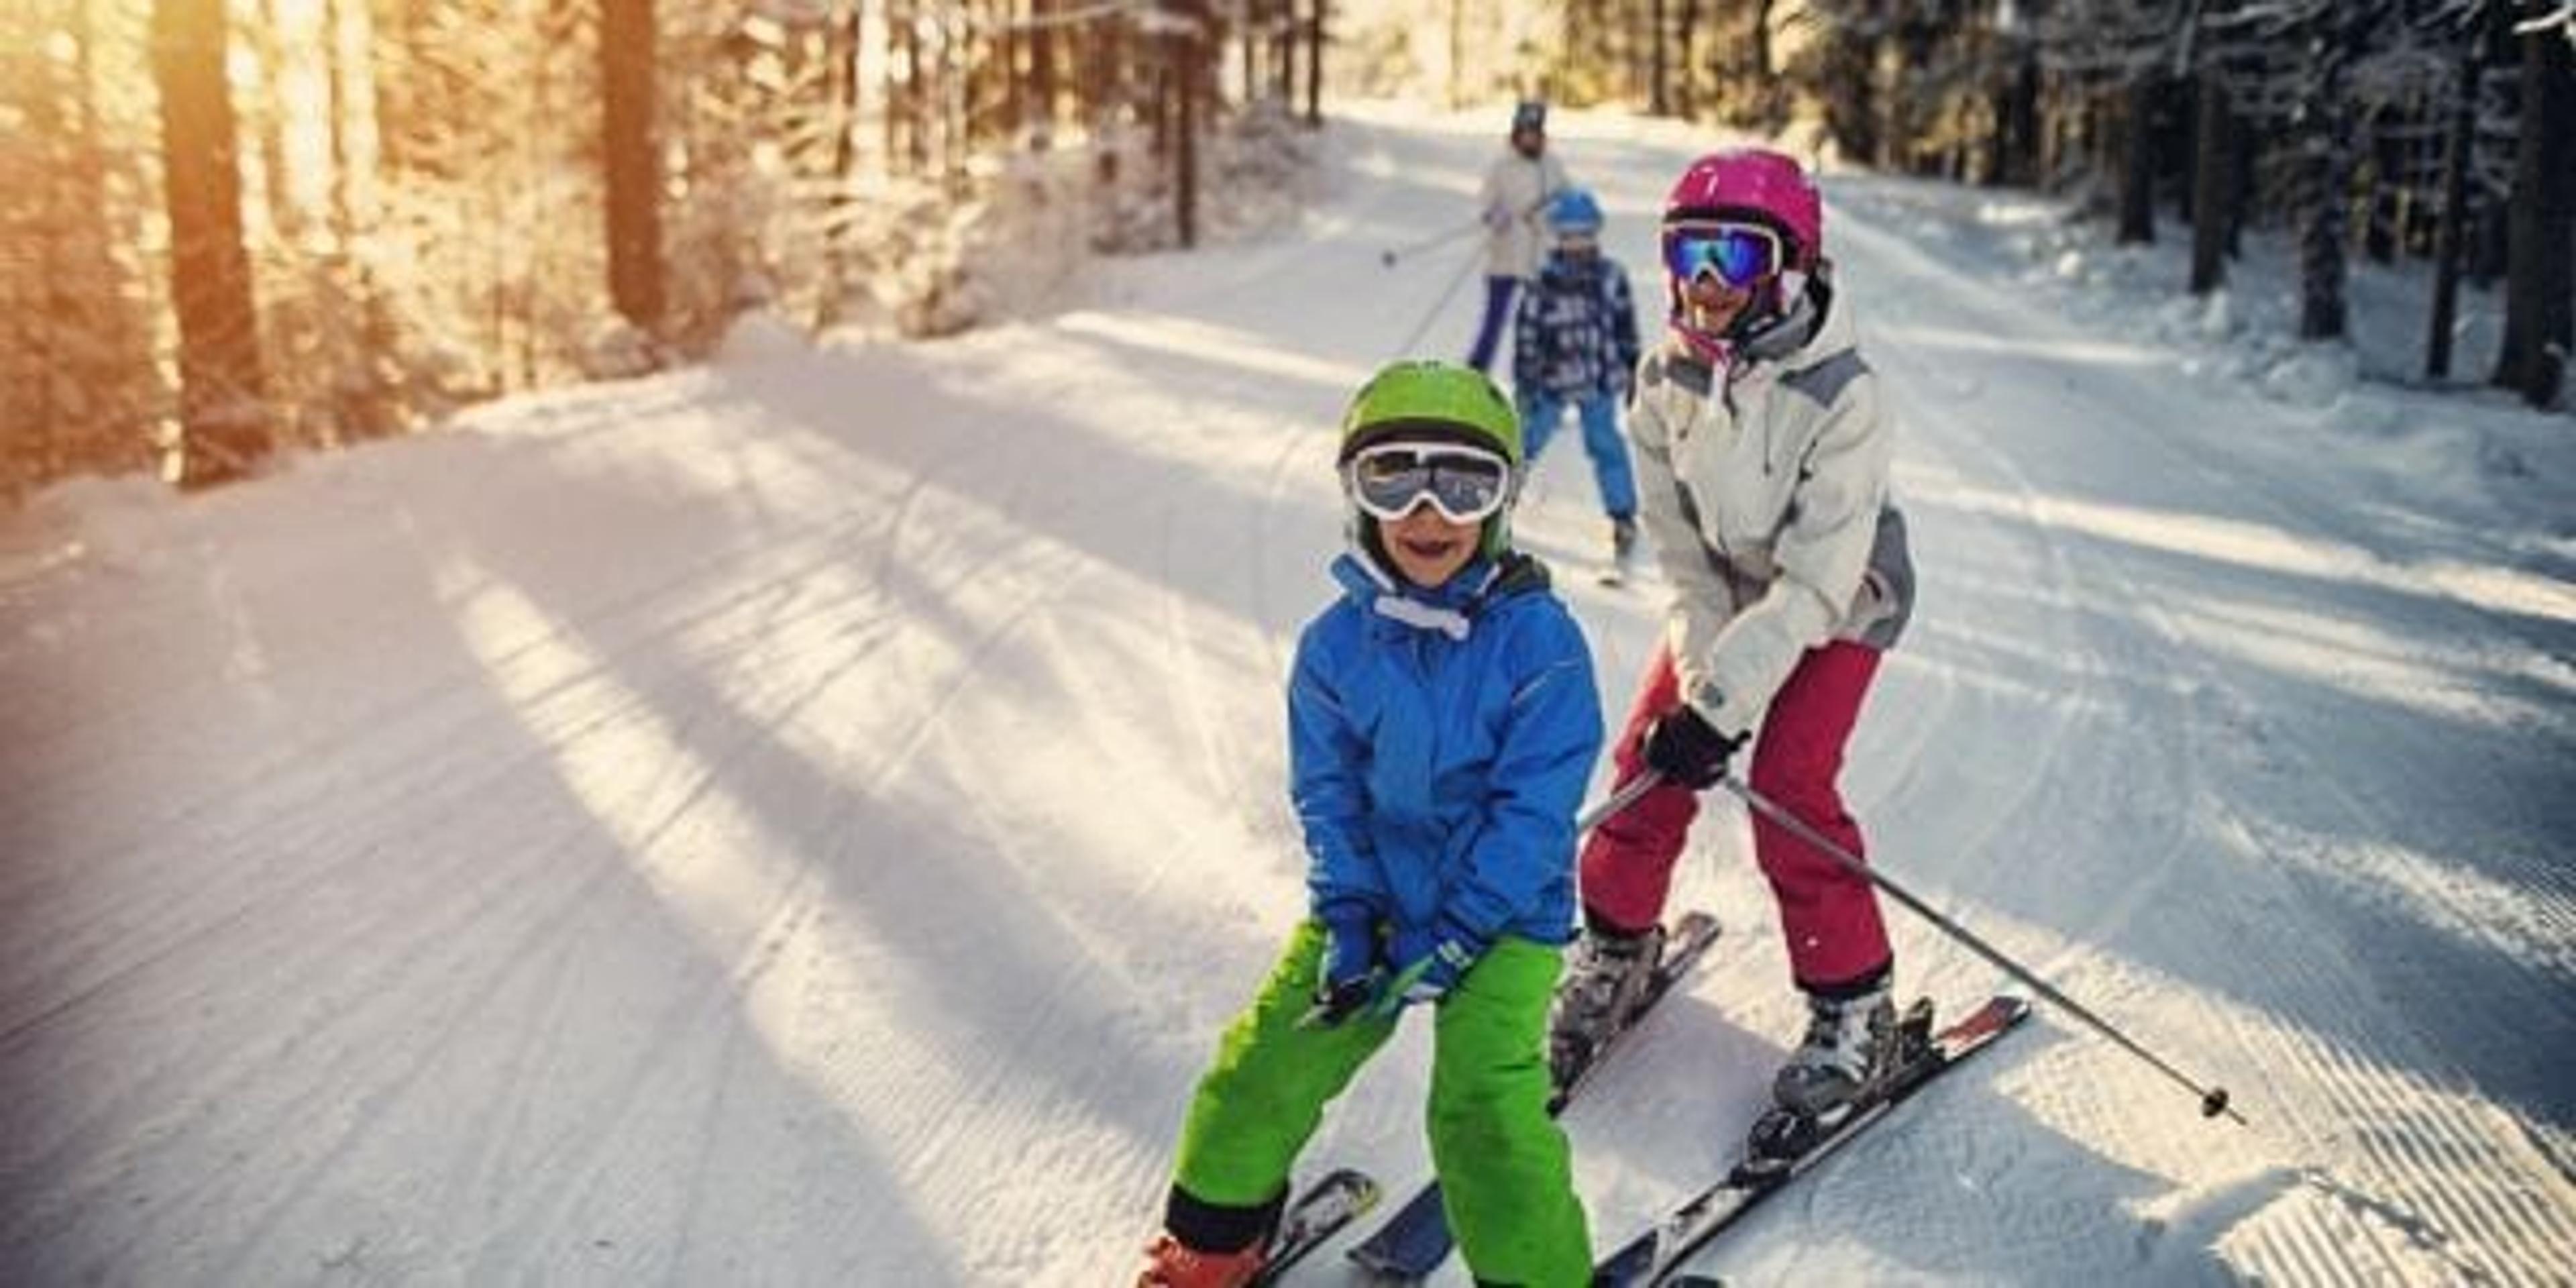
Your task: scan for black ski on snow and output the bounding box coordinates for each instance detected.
[1591,994,2032,1288]
[1344,910,1724,1282]
[1246,1167,1381,1286]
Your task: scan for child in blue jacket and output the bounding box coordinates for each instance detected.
[1136,361,1603,1288]
[1513,187,1644,572]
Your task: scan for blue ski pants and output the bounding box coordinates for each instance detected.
[1519,388,1638,521]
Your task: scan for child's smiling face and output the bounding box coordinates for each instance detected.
[1682,270,1756,337]
[1378,505,1479,589]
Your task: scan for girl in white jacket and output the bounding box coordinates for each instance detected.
[1548,148,1918,1122]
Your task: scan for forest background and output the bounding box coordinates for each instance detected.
[1,0,2569,500]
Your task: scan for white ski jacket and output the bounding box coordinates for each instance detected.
[1478,147,1570,280]
[1627,276,1915,739]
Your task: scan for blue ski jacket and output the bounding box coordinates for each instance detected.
[1288,549,1603,949]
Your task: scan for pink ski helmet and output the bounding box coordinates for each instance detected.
[1660,148,1822,360]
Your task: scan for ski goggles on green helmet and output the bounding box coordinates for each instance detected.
[1343,442,1513,524]
[1662,220,1784,288]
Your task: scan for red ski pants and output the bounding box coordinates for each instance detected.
[1578,641,1893,989]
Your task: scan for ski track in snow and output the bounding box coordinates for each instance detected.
[2,105,2570,1285]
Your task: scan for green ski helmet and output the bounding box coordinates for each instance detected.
[1336,360,1524,558]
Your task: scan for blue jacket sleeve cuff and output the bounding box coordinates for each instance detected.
[1318,898,1379,936]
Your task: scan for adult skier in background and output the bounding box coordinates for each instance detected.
[1547,148,1919,1124]
[1511,186,1644,573]
[1136,361,1600,1288]
[1464,99,1570,374]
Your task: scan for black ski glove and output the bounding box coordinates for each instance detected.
[1641,704,1741,790]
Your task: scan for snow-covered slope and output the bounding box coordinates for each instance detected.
[3,103,2569,1286]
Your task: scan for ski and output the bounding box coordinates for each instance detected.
[1246,1167,1381,1286]
[1591,994,2031,1287]
[1345,910,1723,1282]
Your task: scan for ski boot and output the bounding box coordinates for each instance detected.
[1134,1232,1267,1288]
[1602,515,1640,585]
[1548,920,1666,1087]
[1771,980,1899,1118]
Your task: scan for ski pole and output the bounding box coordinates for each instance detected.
[1379,217,1485,268]
[1381,185,1561,269]
[1389,246,1481,357]
[1577,770,1664,835]
[1717,774,2244,1125]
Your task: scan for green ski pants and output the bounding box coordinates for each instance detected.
[1169,919,1591,1287]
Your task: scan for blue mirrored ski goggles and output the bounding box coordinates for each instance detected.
[1662,221,1784,288]
[1344,443,1513,524]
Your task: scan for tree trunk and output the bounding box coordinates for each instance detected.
[1030,0,1056,144]
[834,0,863,176]
[602,0,663,333]
[2492,18,2573,407]
[1240,3,1256,105]
[152,0,270,487]
[2364,112,2404,263]
[2296,31,2355,341]
[1093,11,1126,186]
[2189,68,2233,294]
[1274,0,1294,102]
[885,0,907,169]
[820,0,864,327]
[1173,29,1198,248]
[1649,0,1668,114]
[1990,44,2039,187]
[2117,74,2159,244]
[900,0,928,171]
[2425,11,2484,381]
[1305,0,1324,127]
[947,13,971,191]
[1149,46,1169,158]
